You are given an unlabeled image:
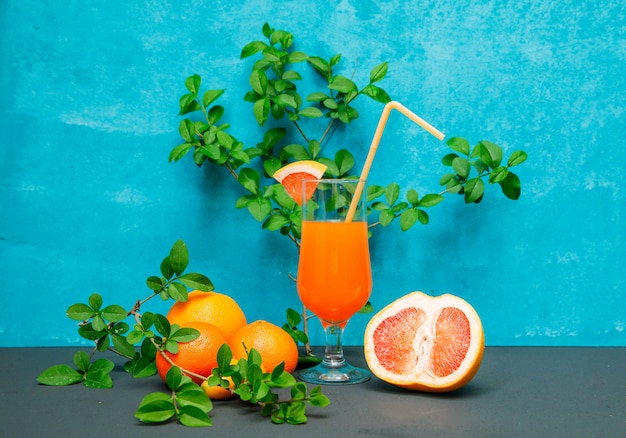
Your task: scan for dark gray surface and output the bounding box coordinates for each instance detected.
[2,346,625,437]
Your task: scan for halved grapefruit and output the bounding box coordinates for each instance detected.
[272,160,327,205]
[364,291,484,392]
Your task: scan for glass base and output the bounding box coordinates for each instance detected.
[298,360,371,385]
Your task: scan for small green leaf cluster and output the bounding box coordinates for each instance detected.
[37,351,115,388]
[440,137,527,203]
[206,344,330,425]
[371,183,444,230]
[240,22,390,127]
[38,240,211,385]
[124,312,201,379]
[146,239,214,301]
[281,308,308,345]
[135,365,213,427]
[39,239,329,427]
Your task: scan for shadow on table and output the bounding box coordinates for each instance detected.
[365,376,493,400]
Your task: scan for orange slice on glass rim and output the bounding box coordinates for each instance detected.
[364,291,484,392]
[272,160,327,205]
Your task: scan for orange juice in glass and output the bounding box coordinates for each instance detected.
[297,178,372,384]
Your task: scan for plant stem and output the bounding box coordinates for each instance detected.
[301,303,313,356]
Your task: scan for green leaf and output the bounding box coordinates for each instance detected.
[379,209,394,227]
[84,359,115,388]
[287,51,308,63]
[499,172,521,200]
[77,323,106,341]
[286,308,302,327]
[207,105,224,125]
[308,386,331,407]
[167,282,188,302]
[464,178,485,203]
[88,293,102,311]
[146,275,165,293]
[178,405,212,427]
[419,193,444,207]
[298,107,324,118]
[111,334,136,357]
[406,189,419,206]
[160,256,175,280]
[478,140,503,167]
[489,166,509,183]
[274,93,297,108]
[400,208,418,231]
[446,137,470,156]
[177,273,214,292]
[263,214,290,231]
[91,314,107,332]
[169,240,189,276]
[253,98,270,126]
[247,197,272,221]
[282,144,310,160]
[306,92,330,102]
[249,69,268,96]
[169,143,193,162]
[385,183,400,205]
[176,389,213,412]
[154,314,171,337]
[202,89,224,107]
[291,382,308,400]
[240,40,268,58]
[334,149,354,176]
[37,364,83,386]
[179,119,196,143]
[185,74,201,94]
[89,358,115,374]
[269,369,297,388]
[101,305,127,323]
[369,61,388,83]
[308,56,330,77]
[239,168,261,195]
[135,397,176,424]
[66,303,95,321]
[508,150,528,167]
[165,365,184,391]
[361,84,391,103]
[329,75,357,93]
[417,209,429,225]
[452,157,471,179]
[170,327,200,343]
[358,301,374,314]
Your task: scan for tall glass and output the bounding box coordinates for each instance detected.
[297,178,372,384]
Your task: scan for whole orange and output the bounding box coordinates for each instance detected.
[166,290,247,340]
[230,320,299,373]
[155,321,229,385]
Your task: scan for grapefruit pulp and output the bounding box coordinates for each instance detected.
[272,160,327,205]
[363,291,484,392]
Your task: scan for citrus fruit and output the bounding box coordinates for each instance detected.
[201,376,234,400]
[272,160,327,205]
[230,320,299,373]
[155,321,229,385]
[363,291,484,392]
[166,290,247,341]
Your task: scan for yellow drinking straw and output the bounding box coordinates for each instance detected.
[345,101,446,222]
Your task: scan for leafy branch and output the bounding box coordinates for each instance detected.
[38,240,328,426]
[167,22,528,356]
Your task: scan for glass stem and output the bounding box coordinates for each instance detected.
[322,324,345,368]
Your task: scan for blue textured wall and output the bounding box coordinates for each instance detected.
[1,1,624,347]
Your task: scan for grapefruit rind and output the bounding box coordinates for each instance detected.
[272,160,328,205]
[272,160,327,183]
[363,291,484,392]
